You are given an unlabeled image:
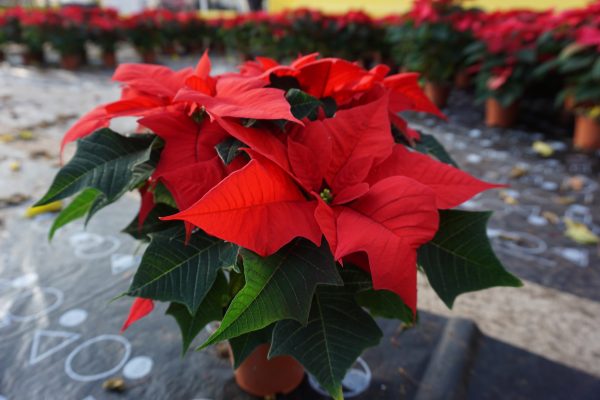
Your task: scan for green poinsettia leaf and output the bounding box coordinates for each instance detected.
[200,238,342,349]
[153,182,178,209]
[48,188,101,240]
[269,286,383,400]
[356,289,415,325]
[228,324,274,368]
[122,203,179,241]
[415,133,458,167]
[166,272,228,355]
[36,129,156,206]
[128,225,239,313]
[418,210,523,308]
[341,265,415,324]
[286,88,322,120]
[215,137,245,165]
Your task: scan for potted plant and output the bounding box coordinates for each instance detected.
[466,10,548,127]
[47,6,88,70]
[123,10,163,63]
[18,9,48,65]
[88,8,122,68]
[389,0,476,108]
[36,53,521,399]
[554,25,600,150]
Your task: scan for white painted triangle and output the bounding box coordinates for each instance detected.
[29,329,81,365]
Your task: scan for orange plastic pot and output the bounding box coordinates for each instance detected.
[564,94,576,112]
[574,115,600,151]
[233,344,305,397]
[424,82,451,109]
[485,98,518,128]
[60,54,81,71]
[102,51,117,68]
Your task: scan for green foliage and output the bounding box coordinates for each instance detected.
[418,210,523,308]
[49,188,101,240]
[166,272,229,354]
[201,239,343,348]
[128,225,239,314]
[269,286,383,399]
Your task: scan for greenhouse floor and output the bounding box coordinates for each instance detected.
[0,55,599,400]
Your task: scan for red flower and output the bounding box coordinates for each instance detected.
[164,88,498,314]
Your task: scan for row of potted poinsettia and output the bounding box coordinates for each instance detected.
[389,0,600,150]
[36,53,522,398]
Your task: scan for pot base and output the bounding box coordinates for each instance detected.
[485,98,518,128]
[234,344,305,397]
[574,116,600,151]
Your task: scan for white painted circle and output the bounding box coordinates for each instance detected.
[8,287,64,322]
[69,232,103,248]
[11,273,38,288]
[74,236,121,260]
[59,309,88,327]
[123,356,153,380]
[0,394,7,400]
[65,335,131,382]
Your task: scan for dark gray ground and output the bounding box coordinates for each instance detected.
[0,52,599,400]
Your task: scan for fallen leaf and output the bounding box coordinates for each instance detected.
[564,218,600,245]
[0,133,15,143]
[509,166,528,179]
[24,201,63,218]
[542,211,560,224]
[554,196,576,205]
[566,176,585,192]
[29,149,54,160]
[9,161,21,172]
[532,141,554,157]
[102,377,126,392]
[18,130,34,140]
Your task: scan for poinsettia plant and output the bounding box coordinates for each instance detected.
[46,6,88,57]
[88,8,123,54]
[465,10,549,106]
[37,53,521,399]
[552,24,600,118]
[388,0,476,85]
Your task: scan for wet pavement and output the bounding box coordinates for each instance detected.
[0,54,599,399]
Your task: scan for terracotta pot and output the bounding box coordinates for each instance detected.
[424,82,451,109]
[574,115,600,151]
[454,70,470,89]
[485,98,519,128]
[139,49,157,64]
[233,344,305,397]
[102,51,117,68]
[60,54,81,71]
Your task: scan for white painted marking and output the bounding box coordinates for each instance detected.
[0,395,7,400]
[123,356,153,379]
[65,335,131,382]
[10,273,38,288]
[110,254,140,275]
[527,215,548,227]
[59,309,88,327]
[74,236,121,260]
[541,181,558,191]
[556,248,589,268]
[0,316,10,329]
[466,154,482,164]
[9,287,64,322]
[69,232,103,248]
[29,330,81,365]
